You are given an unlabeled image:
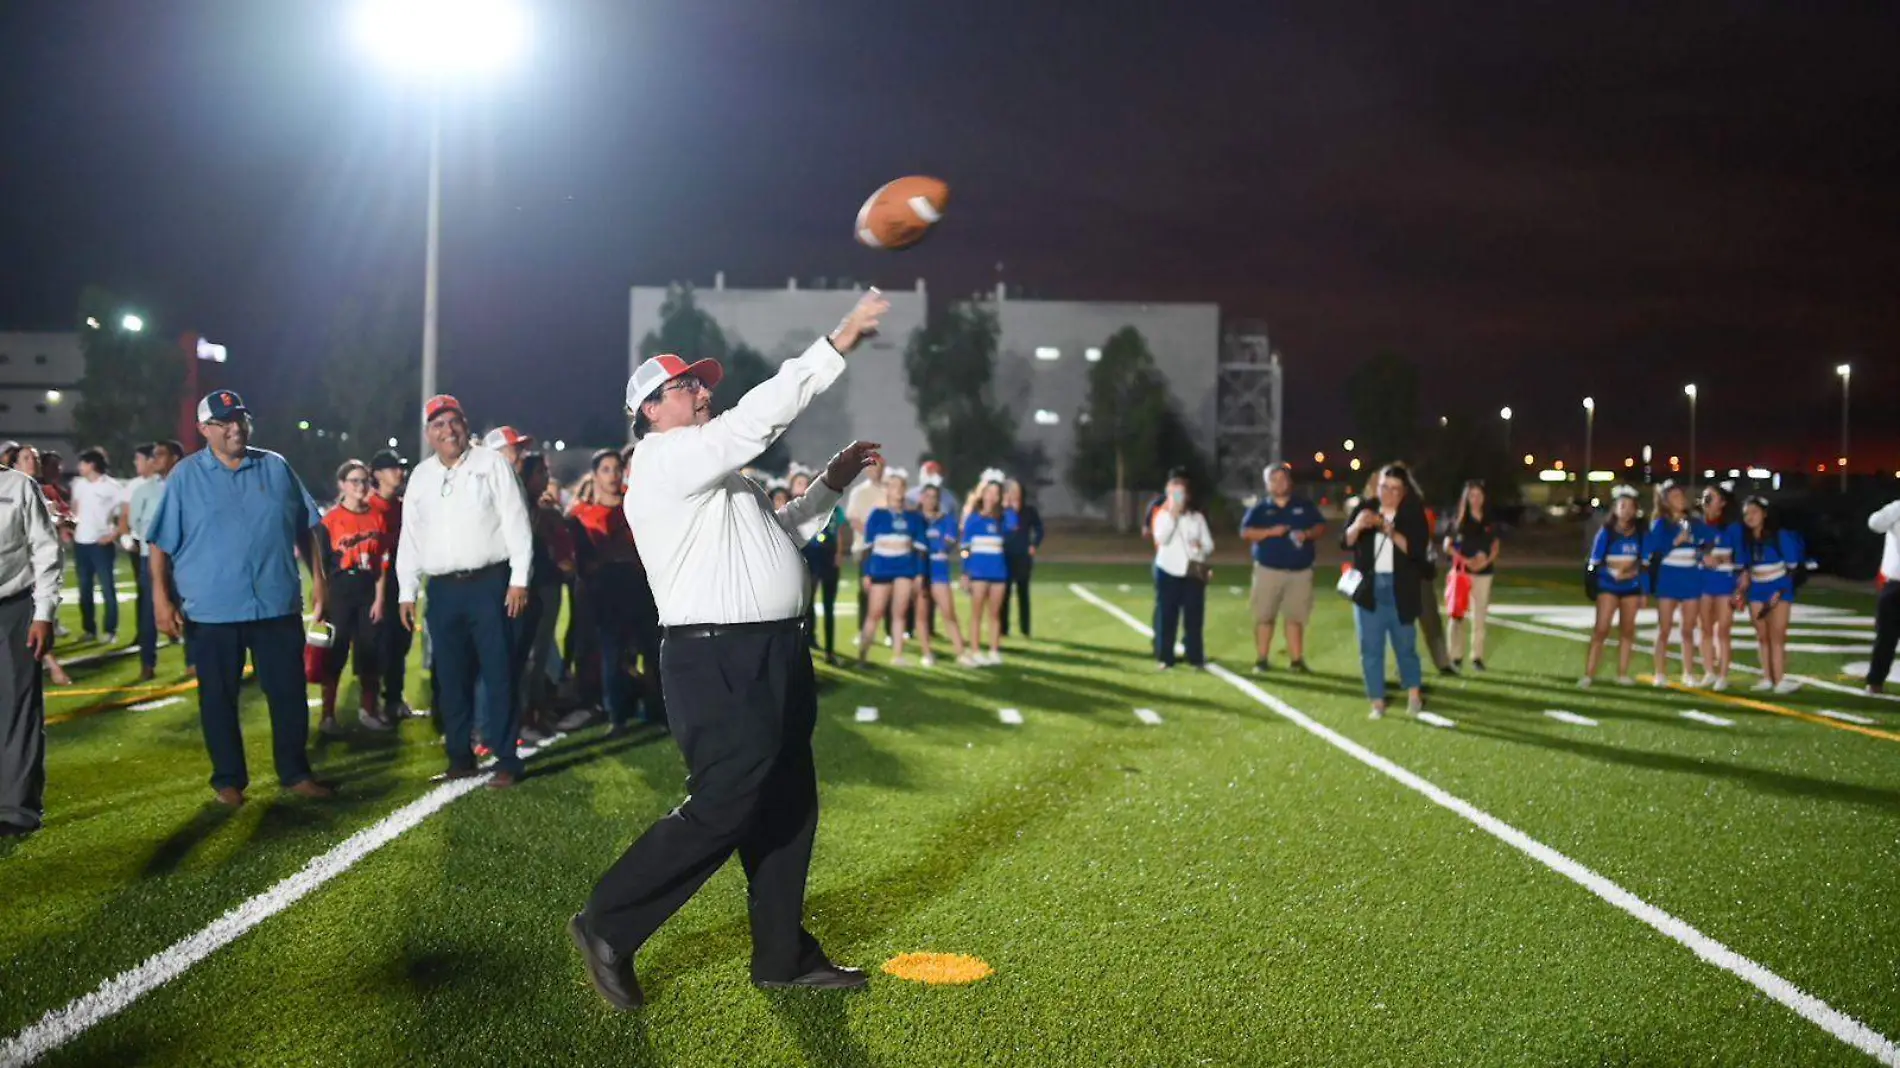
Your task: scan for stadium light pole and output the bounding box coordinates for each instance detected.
[352,0,529,453]
[1836,363,1851,492]
[1499,406,1512,457]
[1683,384,1698,494]
[1581,397,1595,486]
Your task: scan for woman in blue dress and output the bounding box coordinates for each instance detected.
[961,476,1011,666]
[1580,486,1647,688]
[1736,495,1805,695]
[913,483,976,667]
[856,470,925,667]
[1695,482,1742,691]
[1644,480,1707,687]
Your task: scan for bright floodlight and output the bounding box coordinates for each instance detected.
[354,0,529,78]
[121,314,144,332]
[1837,363,1851,377]
[1342,439,1355,452]
[1499,407,1512,421]
[1582,396,1594,411]
[1683,383,1697,398]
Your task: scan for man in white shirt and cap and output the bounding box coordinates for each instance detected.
[0,463,62,836]
[570,290,887,1009]
[397,395,535,788]
[1867,498,1900,695]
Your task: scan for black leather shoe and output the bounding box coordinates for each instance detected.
[568,914,643,1010]
[754,964,869,990]
[0,821,36,838]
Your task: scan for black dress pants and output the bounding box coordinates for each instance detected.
[584,621,827,981]
[1869,580,1900,688]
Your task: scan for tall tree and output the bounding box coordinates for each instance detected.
[1345,352,1421,469]
[903,303,1018,491]
[69,286,189,471]
[1069,326,1212,529]
[1419,411,1523,510]
[635,285,788,470]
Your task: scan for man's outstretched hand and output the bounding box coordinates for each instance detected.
[828,289,889,355]
[822,441,883,493]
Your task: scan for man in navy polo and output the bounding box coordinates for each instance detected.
[149,391,334,807]
[1240,463,1326,674]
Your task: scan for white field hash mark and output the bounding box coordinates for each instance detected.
[129,697,184,713]
[998,708,1024,726]
[1134,708,1164,726]
[1415,711,1457,729]
[854,706,879,723]
[0,733,567,1068]
[1544,710,1600,727]
[1680,710,1736,727]
[1817,709,1877,726]
[1066,582,1900,1067]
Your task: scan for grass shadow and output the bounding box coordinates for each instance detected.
[141,803,242,878]
[762,988,875,1068]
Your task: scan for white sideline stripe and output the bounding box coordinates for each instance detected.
[998,707,1024,726]
[129,697,183,713]
[1068,582,1900,1066]
[854,706,879,723]
[1818,709,1878,726]
[1544,710,1600,727]
[1487,616,1899,704]
[1415,711,1457,729]
[1134,707,1164,725]
[0,733,567,1067]
[1680,710,1735,727]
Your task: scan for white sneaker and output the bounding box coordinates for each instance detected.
[988,652,1004,667]
[1711,676,1730,692]
[919,654,936,668]
[1700,673,1719,688]
[1774,677,1803,695]
[1368,703,1385,720]
[1679,675,1699,689]
[555,707,598,732]
[1652,675,1669,688]
[519,724,552,745]
[1615,675,1636,687]
[956,653,979,668]
[104,631,118,645]
[1576,676,1594,689]
[890,654,907,667]
[357,709,394,732]
[1750,678,1775,693]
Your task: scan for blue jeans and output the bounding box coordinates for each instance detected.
[1356,573,1422,701]
[74,543,119,637]
[427,567,520,776]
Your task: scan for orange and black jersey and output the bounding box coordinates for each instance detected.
[321,505,391,574]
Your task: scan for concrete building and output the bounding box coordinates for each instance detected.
[627,277,1226,517]
[0,331,84,456]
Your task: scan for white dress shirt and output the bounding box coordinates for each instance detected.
[627,337,846,627]
[1152,509,1214,578]
[71,474,125,544]
[1871,499,1900,581]
[0,469,65,622]
[396,444,534,602]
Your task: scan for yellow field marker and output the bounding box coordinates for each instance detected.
[1651,676,1900,743]
[46,669,252,726]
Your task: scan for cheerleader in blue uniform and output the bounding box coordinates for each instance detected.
[1736,495,1805,695]
[1695,483,1743,690]
[856,470,926,667]
[1644,480,1708,687]
[961,475,1011,666]
[914,483,976,667]
[1581,486,1648,687]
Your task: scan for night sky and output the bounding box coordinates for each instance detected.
[2,0,1895,473]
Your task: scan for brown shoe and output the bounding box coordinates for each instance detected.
[286,779,335,800]
[486,770,519,790]
[213,787,246,807]
[137,668,157,683]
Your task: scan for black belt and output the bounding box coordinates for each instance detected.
[662,617,804,641]
[429,562,508,583]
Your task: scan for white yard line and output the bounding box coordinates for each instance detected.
[1133,707,1164,726]
[854,706,880,723]
[1414,711,1458,729]
[1069,582,1900,1066]
[128,697,184,713]
[0,734,566,1068]
[997,708,1024,726]
[1544,710,1600,727]
[1817,709,1878,726]
[1680,710,1736,727]
[1487,616,1898,704]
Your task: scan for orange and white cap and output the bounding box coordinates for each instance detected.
[625,353,724,410]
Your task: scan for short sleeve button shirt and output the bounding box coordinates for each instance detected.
[1241,495,1323,570]
[146,447,320,624]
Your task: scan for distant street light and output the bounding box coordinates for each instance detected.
[1837,363,1852,492]
[1582,397,1595,483]
[1342,438,1355,452]
[353,0,530,454]
[1499,406,1512,456]
[1683,384,1698,492]
[84,317,100,329]
[121,314,144,333]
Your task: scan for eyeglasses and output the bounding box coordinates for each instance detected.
[341,477,370,487]
[657,376,709,399]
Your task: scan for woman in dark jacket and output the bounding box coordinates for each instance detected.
[1342,463,1430,719]
[999,478,1045,638]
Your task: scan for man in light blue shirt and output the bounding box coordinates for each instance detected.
[127,440,181,682]
[149,392,332,807]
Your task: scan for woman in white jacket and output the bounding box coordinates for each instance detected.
[1867,499,1900,695]
[1152,474,1214,669]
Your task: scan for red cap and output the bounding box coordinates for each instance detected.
[424,394,463,422]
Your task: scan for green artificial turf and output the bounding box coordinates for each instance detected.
[2,566,1896,1066]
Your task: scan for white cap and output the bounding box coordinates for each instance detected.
[625,353,725,411]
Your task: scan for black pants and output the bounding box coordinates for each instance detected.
[1154,568,1206,667]
[585,622,827,980]
[805,566,839,657]
[190,614,313,791]
[377,576,411,706]
[0,592,44,829]
[999,553,1033,637]
[325,571,382,682]
[426,566,520,776]
[1870,580,1900,688]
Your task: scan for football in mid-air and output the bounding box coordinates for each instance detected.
[855,175,950,250]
